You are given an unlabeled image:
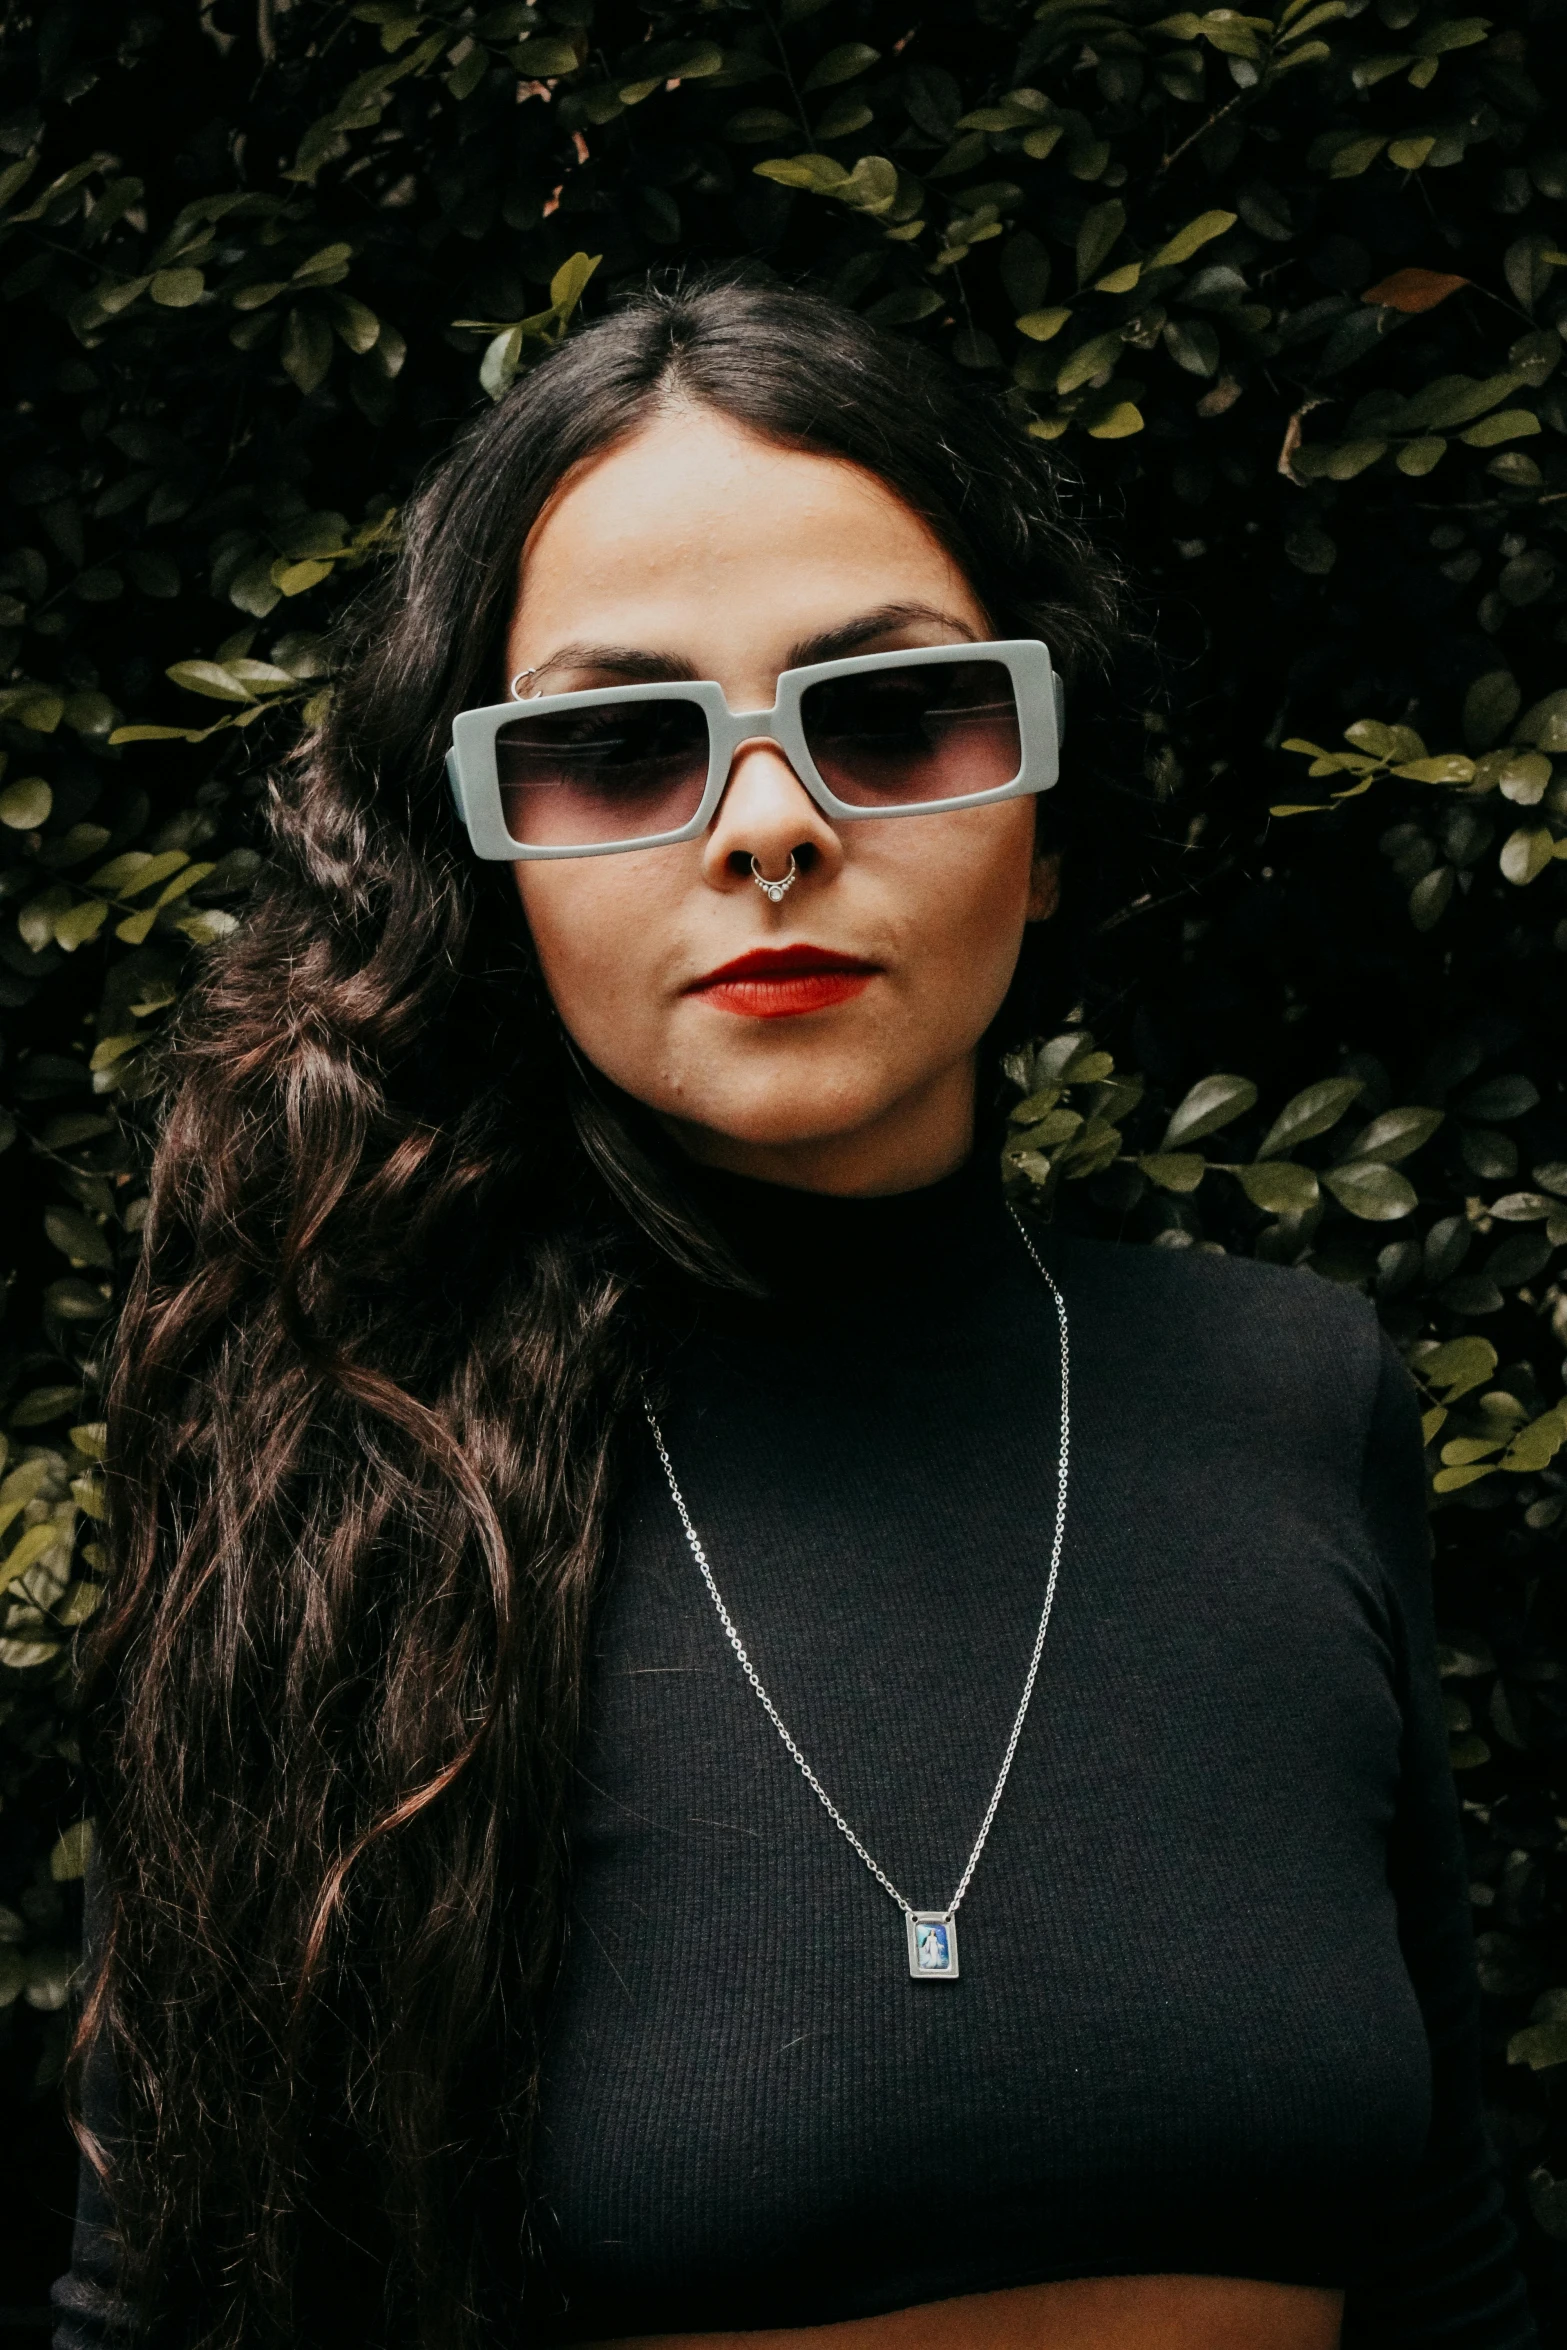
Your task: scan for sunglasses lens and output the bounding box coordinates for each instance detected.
[494,697,710,846]
[800,659,1022,807]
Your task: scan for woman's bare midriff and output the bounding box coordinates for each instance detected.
[585,2273,1345,2350]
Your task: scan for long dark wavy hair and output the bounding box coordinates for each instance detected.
[70,274,1124,2350]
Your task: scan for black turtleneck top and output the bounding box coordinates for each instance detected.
[52,1159,1539,2350]
[525,1160,1536,2345]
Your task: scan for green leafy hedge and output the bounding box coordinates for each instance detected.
[1,0,1563,2317]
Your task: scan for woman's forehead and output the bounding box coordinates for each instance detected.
[510,407,982,665]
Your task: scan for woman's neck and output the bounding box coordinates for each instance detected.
[659,1145,1016,1333]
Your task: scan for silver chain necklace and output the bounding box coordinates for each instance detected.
[643,1204,1070,1984]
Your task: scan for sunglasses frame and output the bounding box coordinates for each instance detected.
[445,638,1064,861]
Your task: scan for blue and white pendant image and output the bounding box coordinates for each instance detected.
[907,1911,959,1979]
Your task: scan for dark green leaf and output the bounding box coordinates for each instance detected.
[1160,1073,1259,1150]
[801,43,879,91]
[1321,1161,1417,1220]
[1075,199,1125,287]
[1235,1160,1319,1213]
[1338,1106,1443,1165]
[1462,1075,1541,1122]
[1137,1151,1207,1192]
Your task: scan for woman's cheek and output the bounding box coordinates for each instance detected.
[515,863,657,1038]
[891,813,1035,1028]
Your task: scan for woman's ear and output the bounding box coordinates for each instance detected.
[1027,849,1061,924]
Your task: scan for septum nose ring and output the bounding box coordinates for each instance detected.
[751,853,799,905]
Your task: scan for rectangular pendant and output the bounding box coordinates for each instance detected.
[907,1911,959,1980]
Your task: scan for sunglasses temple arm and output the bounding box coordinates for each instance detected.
[446,749,469,830]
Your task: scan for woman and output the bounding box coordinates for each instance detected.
[53,278,1538,2350]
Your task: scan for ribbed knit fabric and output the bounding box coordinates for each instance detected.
[51,1157,1540,2350]
[524,1156,1539,2346]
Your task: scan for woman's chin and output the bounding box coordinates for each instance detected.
[657,1085,904,1166]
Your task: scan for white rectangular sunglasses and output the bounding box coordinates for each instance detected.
[445,639,1064,860]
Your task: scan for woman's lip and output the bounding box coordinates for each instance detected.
[688,944,880,989]
[687,945,881,1020]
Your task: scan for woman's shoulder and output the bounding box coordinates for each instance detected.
[1040,1220,1380,1332]
[1038,1225,1390,1453]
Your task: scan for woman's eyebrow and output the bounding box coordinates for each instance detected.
[520,645,701,687]
[518,606,979,693]
[785,605,982,669]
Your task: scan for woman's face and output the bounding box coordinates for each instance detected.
[504,406,1058,1196]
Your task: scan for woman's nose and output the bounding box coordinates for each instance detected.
[699,739,843,893]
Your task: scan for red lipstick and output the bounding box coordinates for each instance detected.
[688,943,879,1019]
